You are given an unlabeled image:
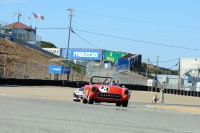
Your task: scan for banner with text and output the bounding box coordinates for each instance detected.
[48,65,70,74]
[104,50,128,62]
[43,48,61,56]
[61,48,102,60]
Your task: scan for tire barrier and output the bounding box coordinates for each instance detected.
[187,91,190,96]
[177,90,180,95]
[1,78,200,97]
[197,92,200,97]
[151,87,155,92]
[195,91,200,97]
[183,90,187,96]
[148,86,151,91]
[167,89,170,94]
[173,89,176,95]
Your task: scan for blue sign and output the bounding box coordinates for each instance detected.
[62,66,70,74]
[60,48,102,60]
[49,65,70,74]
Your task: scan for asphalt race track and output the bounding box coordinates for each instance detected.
[0,96,200,133]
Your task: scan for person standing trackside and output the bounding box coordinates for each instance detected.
[160,82,165,103]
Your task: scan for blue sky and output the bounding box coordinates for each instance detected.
[1,0,200,70]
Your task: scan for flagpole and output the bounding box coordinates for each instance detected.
[18,9,19,22]
[31,13,32,27]
[36,19,37,28]
[12,11,14,23]
[24,13,26,24]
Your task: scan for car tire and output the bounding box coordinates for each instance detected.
[82,97,87,104]
[122,101,128,107]
[116,102,121,106]
[88,94,94,104]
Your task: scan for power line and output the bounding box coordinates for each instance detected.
[71,30,99,49]
[37,28,68,29]
[158,58,179,63]
[169,62,179,70]
[73,29,200,52]
[144,58,179,63]
[143,58,178,63]
[148,59,154,66]
[37,27,200,51]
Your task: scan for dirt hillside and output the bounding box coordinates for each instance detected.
[0,38,89,81]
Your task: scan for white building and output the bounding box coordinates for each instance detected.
[180,58,200,77]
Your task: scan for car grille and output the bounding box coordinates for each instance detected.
[97,93,121,99]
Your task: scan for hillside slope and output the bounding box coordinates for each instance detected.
[0,39,89,81]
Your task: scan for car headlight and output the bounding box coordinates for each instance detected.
[92,87,97,92]
[124,90,129,95]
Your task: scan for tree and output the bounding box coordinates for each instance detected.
[41,41,57,48]
[140,63,147,72]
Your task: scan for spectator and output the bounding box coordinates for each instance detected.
[152,94,159,103]
[160,82,165,103]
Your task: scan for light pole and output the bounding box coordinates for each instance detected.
[66,8,73,60]
[146,57,149,78]
[178,58,180,90]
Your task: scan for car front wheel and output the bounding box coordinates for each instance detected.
[82,98,87,104]
[122,101,128,107]
[88,94,94,104]
[116,102,121,106]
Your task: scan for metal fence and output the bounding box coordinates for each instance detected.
[0,61,90,82]
[85,61,147,85]
[148,81,200,92]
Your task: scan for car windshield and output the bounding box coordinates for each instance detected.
[78,87,84,91]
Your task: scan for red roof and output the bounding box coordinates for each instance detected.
[3,22,34,30]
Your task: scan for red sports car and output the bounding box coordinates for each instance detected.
[82,76,131,107]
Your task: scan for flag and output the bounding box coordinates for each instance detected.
[33,12,44,20]
[14,12,21,16]
[26,16,30,20]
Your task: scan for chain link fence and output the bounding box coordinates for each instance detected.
[85,61,147,85]
[0,61,89,82]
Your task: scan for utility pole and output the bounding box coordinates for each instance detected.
[156,56,159,68]
[66,8,74,60]
[155,56,159,79]
[178,58,181,90]
[146,57,149,78]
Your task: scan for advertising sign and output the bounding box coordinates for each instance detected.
[43,48,61,56]
[104,50,127,62]
[61,48,102,60]
[48,65,70,74]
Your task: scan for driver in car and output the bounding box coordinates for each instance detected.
[110,79,119,86]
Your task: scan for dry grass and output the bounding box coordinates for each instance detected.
[0,39,89,81]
